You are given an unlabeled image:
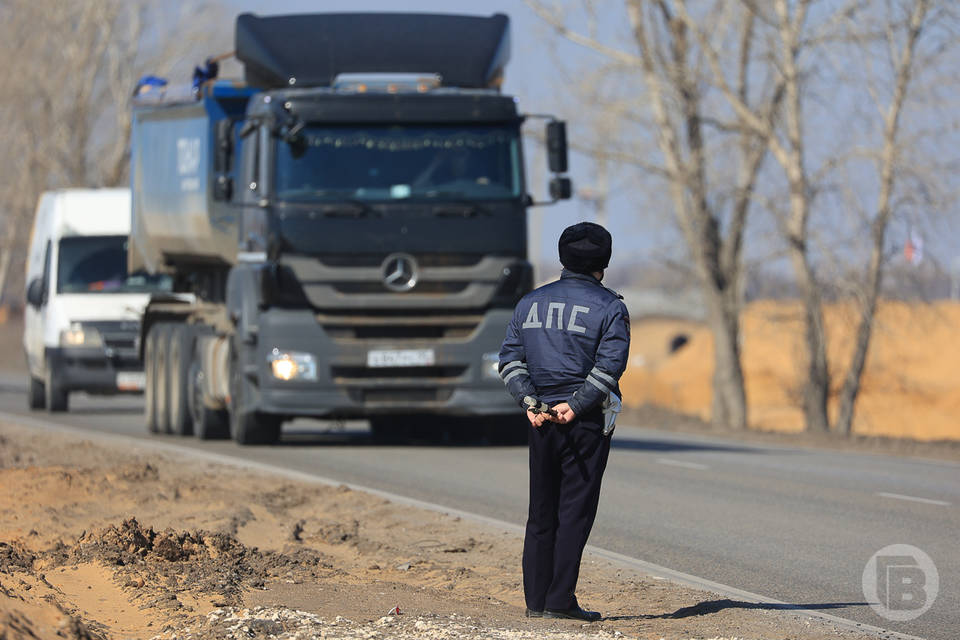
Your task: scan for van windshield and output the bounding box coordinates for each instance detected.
[57,236,171,294]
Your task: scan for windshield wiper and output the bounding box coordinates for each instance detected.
[421,192,493,217]
[317,200,379,218]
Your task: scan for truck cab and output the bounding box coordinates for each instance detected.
[131,12,571,444]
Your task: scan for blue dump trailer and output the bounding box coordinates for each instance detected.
[131,12,572,444]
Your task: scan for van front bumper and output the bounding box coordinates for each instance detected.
[45,347,144,394]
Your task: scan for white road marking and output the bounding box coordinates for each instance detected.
[656,457,709,470]
[0,412,930,640]
[876,491,951,506]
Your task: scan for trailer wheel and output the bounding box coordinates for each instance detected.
[228,341,281,445]
[189,356,229,440]
[154,324,174,434]
[44,357,68,413]
[144,324,160,432]
[28,376,45,410]
[168,324,195,436]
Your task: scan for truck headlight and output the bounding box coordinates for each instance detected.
[268,349,317,381]
[60,324,103,348]
[481,352,501,380]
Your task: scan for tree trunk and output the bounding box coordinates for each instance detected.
[790,242,831,432]
[708,289,747,430]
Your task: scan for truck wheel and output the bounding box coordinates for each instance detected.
[44,358,68,413]
[144,324,161,432]
[189,357,229,440]
[28,377,45,410]
[154,324,174,434]
[228,342,281,445]
[167,324,195,436]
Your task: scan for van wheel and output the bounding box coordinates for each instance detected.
[154,324,174,434]
[228,341,281,445]
[144,325,161,432]
[168,324,195,436]
[28,377,45,410]
[189,356,228,440]
[44,358,68,412]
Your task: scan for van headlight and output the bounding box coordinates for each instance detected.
[60,323,103,348]
[482,352,501,380]
[268,349,317,381]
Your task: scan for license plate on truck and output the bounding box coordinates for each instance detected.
[366,349,435,368]
[116,371,146,391]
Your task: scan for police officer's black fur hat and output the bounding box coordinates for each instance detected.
[558,222,612,274]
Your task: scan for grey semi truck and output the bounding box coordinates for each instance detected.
[131,12,572,444]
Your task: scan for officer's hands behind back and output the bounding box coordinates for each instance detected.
[526,404,576,427]
[550,402,576,424]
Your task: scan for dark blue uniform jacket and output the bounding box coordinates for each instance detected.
[498,270,631,431]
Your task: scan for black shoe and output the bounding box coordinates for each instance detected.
[544,605,602,622]
[525,608,544,618]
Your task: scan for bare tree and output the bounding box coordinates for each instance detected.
[0,0,228,305]
[527,0,785,429]
[833,0,936,435]
[676,0,951,434]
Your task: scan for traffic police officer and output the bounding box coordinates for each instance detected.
[498,222,630,622]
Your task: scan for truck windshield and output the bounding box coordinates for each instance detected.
[275,124,522,202]
[57,236,171,294]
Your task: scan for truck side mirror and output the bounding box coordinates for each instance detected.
[546,121,568,173]
[26,277,45,308]
[214,175,233,201]
[549,176,572,201]
[214,119,233,172]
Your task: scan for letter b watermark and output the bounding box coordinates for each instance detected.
[862,544,938,621]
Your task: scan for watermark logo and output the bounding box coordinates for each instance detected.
[862,544,938,621]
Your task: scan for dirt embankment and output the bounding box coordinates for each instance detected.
[0,422,880,640]
[621,300,960,442]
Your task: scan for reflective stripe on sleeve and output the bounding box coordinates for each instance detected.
[502,368,527,384]
[590,367,618,388]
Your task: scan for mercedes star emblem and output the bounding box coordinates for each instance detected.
[382,253,418,292]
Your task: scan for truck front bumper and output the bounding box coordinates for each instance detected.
[251,308,519,418]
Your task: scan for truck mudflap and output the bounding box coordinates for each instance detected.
[250,307,518,419]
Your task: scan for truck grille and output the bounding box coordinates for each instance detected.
[317,313,481,342]
[331,365,467,383]
[349,388,454,404]
[320,253,483,268]
[281,254,516,311]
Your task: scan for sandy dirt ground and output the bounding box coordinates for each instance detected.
[621,300,960,442]
[0,421,884,640]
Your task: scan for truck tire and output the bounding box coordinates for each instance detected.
[28,377,45,410]
[189,353,229,440]
[44,357,68,413]
[144,324,161,432]
[228,341,281,445]
[167,323,195,436]
[154,324,174,434]
[230,407,281,446]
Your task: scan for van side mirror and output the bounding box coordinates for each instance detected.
[546,121,568,173]
[26,277,45,308]
[549,177,572,201]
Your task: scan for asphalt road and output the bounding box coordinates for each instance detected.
[0,375,956,640]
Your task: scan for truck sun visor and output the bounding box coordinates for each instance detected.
[235,12,510,90]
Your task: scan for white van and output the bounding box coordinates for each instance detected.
[23,189,170,411]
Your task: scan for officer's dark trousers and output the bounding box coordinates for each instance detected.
[523,407,611,611]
